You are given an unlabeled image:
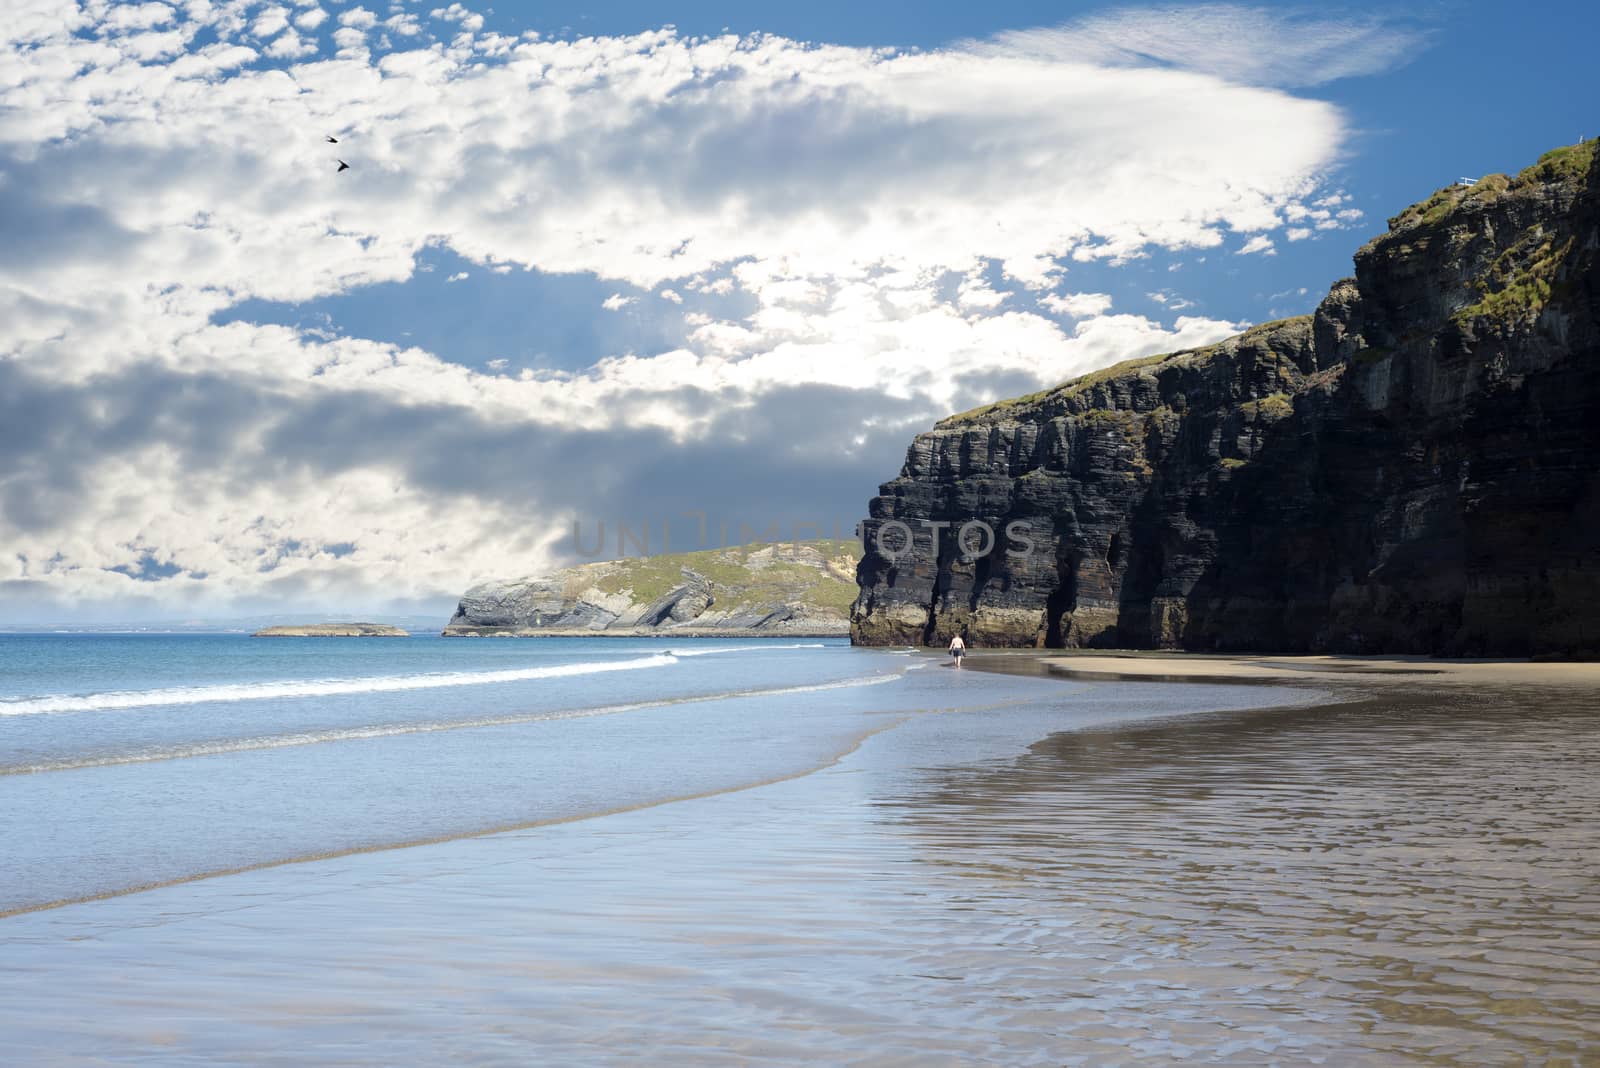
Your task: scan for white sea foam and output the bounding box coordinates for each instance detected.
[667,642,827,656]
[1,670,904,774]
[0,654,678,717]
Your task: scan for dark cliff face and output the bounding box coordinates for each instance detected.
[852,142,1600,656]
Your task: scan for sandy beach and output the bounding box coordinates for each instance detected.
[962,646,1600,687]
[3,641,1599,1064]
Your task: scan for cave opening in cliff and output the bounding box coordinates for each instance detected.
[1044,553,1078,648]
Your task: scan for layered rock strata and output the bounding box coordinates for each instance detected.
[852,142,1600,656]
[445,541,860,636]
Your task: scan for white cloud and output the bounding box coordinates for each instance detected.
[338,6,377,29]
[1040,292,1113,319]
[1236,235,1277,256]
[982,4,1427,88]
[0,4,1378,617]
[385,13,423,36]
[251,5,290,38]
[429,3,484,34]
[265,29,318,58]
[1146,290,1195,310]
[958,271,1009,311]
[96,3,177,34]
[0,17,1345,293]
[693,276,736,296]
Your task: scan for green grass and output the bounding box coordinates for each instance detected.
[1388,173,1512,230]
[1518,141,1600,184]
[1402,187,1466,229]
[1239,392,1293,421]
[590,557,692,601]
[1455,233,1574,324]
[938,352,1172,427]
[586,539,861,614]
[1056,352,1172,398]
[1078,407,1140,427]
[1388,142,1596,235]
[938,315,1312,430]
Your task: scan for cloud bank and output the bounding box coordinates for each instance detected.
[0,1,1388,619]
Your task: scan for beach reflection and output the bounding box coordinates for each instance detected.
[3,676,1598,1065]
[883,686,1600,1063]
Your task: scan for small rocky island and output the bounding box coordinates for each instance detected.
[252,623,410,637]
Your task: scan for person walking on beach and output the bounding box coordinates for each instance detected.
[948,633,967,668]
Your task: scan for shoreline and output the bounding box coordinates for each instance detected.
[0,646,1309,921]
[7,644,1598,1061]
[958,647,1600,688]
[440,626,849,638]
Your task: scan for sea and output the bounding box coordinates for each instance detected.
[2,634,1598,1064]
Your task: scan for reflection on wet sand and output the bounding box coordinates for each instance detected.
[890,680,1600,1063]
[2,666,1597,1064]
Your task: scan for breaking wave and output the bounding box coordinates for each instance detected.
[0,654,678,717]
[0,670,903,774]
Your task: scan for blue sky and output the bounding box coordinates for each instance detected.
[1,0,1595,620]
[216,0,1599,375]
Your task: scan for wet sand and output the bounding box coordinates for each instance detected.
[4,656,1600,1063]
[965,647,1600,687]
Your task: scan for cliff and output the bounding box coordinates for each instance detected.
[253,623,409,637]
[852,141,1600,657]
[444,540,861,636]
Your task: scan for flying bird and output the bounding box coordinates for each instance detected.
[336,159,350,173]
[326,136,339,143]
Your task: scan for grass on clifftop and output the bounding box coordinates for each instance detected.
[1521,140,1600,184]
[1387,140,1597,233]
[937,140,1596,434]
[938,316,1310,429]
[938,353,1171,427]
[585,539,861,613]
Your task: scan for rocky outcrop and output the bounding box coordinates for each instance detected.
[254,623,409,637]
[853,141,1600,657]
[444,541,860,636]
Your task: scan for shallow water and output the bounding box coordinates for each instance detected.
[0,636,909,911]
[2,640,1598,1064]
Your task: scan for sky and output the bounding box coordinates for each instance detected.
[1,0,1595,623]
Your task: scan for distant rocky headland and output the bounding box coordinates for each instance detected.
[444,541,860,637]
[253,623,410,637]
[853,141,1600,657]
